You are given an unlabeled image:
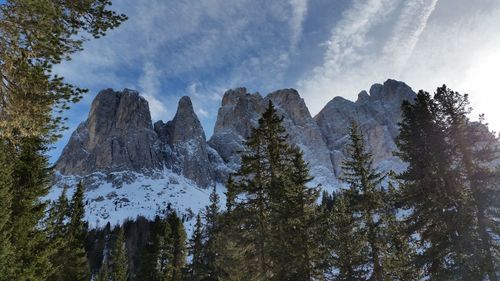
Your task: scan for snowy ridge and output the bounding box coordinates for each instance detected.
[48,169,227,233]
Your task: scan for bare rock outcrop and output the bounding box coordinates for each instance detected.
[55,89,162,175]
[154,96,214,187]
[314,79,416,175]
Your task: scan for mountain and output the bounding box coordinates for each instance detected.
[51,79,416,227]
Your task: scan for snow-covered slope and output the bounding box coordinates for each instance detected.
[48,169,226,232]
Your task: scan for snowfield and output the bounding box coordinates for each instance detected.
[47,169,227,233]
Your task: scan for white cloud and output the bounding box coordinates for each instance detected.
[298,0,438,115]
[380,0,438,73]
[289,0,308,48]
[138,62,167,121]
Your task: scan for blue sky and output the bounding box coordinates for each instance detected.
[48,0,500,161]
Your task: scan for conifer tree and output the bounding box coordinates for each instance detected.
[228,101,321,280]
[110,227,129,281]
[62,181,90,281]
[167,211,187,281]
[464,120,500,281]
[189,214,205,281]
[327,193,368,281]
[9,137,55,280]
[434,86,499,280]
[158,217,174,281]
[96,259,110,281]
[396,89,478,279]
[270,148,321,280]
[137,216,166,281]
[203,185,224,280]
[339,122,387,281]
[1,1,125,278]
[47,186,70,281]
[382,183,421,280]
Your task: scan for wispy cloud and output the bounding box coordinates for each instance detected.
[298,0,438,114]
[288,0,308,48]
[381,0,438,73]
[138,62,167,121]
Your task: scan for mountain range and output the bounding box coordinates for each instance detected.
[51,79,416,227]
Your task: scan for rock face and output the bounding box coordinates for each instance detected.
[314,79,416,175]
[154,96,213,187]
[208,88,264,171]
[56,90,213,187]
[56,79,417,191]
[265,89,335,183]
[208,88,336,184]
[55,89,162,175]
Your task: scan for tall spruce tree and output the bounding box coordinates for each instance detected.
[434,86,499,280]
[9,137,55,281]
[189,214,205,281]
[270,148,321,280]
[229,101,288,280]
[96,259,110,281]
[110,227,129,281]
[202,185,224,280]
[396,89,478,279]
[327,192,368,281]
[464,120,500,281]
[137,216,167,281]
[62,181,90,281]
[47,186,70,281]
[158,217,174,281]
[229,101,321,280]
[167,211,187,281]
[340,122,387,281]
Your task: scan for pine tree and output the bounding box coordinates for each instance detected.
[270,148,321,280]
[464,120,500,281]
[189,214,205,281]
[47,186,70,281]
[434,87,499,280]
[396,89,477,279]
[167,212,187,281]
[228,101,322,280]
[0,1,126,141]
[62,181,90,281]
[110,227,129,281]
[203,185,224,280]
[342,122,388,280]
[327,193,368,281]
[0,141,13,281]
[137,216,165,281]
[96,259,110,281]
[382,183,421,280]
[9,137,55,281]
[158,217,174,281]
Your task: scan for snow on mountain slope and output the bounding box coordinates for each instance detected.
[48,169,226,233]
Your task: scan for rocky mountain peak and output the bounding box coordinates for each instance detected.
[154,96,213,187]
[209,87,336,184]
[315,79,416,175]
[56,88,161,176]
[167,96,206,145]
[367,79,414,103]
[221,87,251,106]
